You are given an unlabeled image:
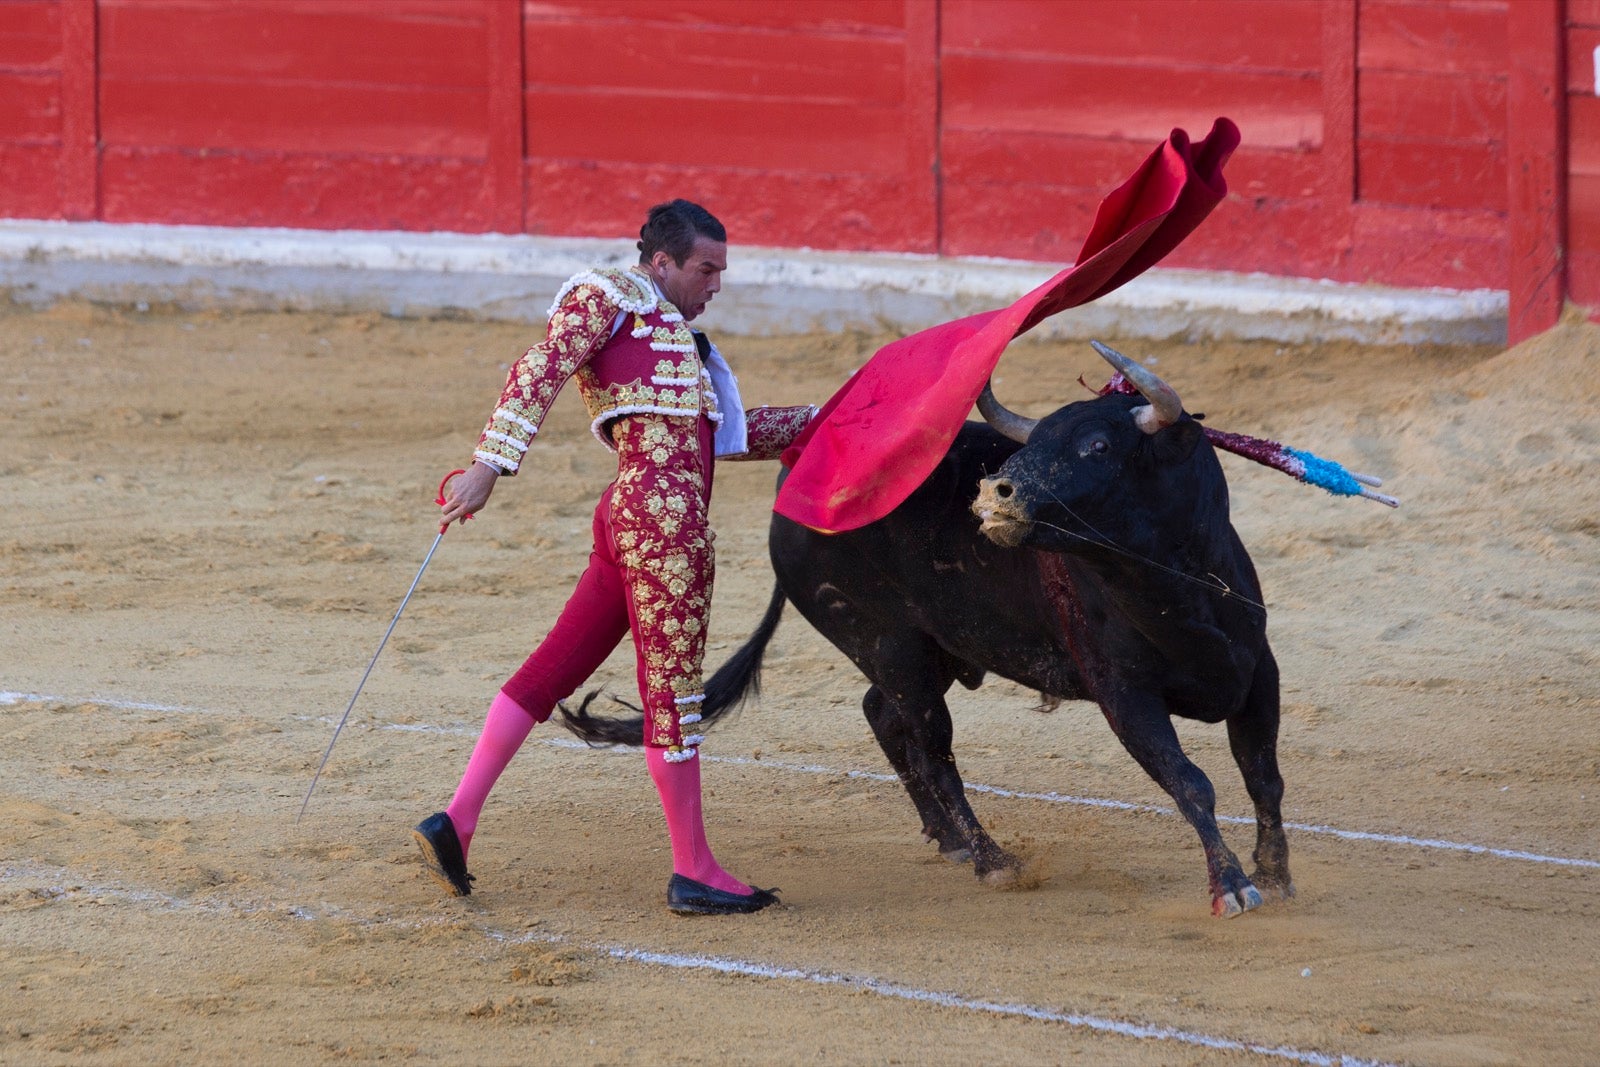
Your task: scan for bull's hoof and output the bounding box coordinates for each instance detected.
[974,846,1026,887]
[980,865,1020,888]
[1250,869,1296,901]
[921,829,973,865]
[1213,883,1264,918]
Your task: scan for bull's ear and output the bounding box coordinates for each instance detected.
[1152,415,1204,463]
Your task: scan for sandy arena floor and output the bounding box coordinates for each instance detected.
[1,297,1597,1065]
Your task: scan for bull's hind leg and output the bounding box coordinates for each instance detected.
[862,635,1019,883]
[1102,695,1261,917]
[861,684,968,862]
[1226,648,1293,900]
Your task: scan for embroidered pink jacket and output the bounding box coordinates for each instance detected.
[474,266,813,474]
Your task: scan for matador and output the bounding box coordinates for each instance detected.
[413,200,813,914]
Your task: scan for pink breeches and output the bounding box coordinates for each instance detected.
[501,413,712,758]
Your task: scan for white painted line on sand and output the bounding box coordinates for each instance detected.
[1,690,198,714]
[5,688,1596,870]
[0,860,1394,1067]
[601,943,1393,1066]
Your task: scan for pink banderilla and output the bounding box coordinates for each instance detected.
[1093,374,1400,508]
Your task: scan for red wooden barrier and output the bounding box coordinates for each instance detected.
[95,0,505,230]
[1569,0,1600,314]
[0,0,1591,328]
[1507,2,1567,345]
[0,0,69,217]
[940,0,1326,270]
[518,0,938,251]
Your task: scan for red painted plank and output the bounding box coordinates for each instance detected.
[100,147,498,232]
[0,143,62,216]
[0,71,58,141]
[59,0,95,219]
[942,129,1161,189]
[1572,95,1600,176]
[942,0,1322,71]
[1360,69,1508,141]
[523,160,929,251]
[1182,197,1357,278]
[942,54,1320,148]
[942,129,1322,199]
[100,80,489,157]
[98,1,488,86]
[941,185,1097,264]
[1568,0,1600,25]
[525,90,906,175]
[0,0,61,67]
[942,175,1343,270]
[1357,139,1507,212]
[99,0,485,20]
[1320,0,1357,221]
[487,0,523,233]
[0,0,58,35]
[1506,1,1565,343]
[942,192,1358,279]
[1568,28,1600,94]
[1359,0,1508,76]
[522,1,907,34]
[1348,202,1506,289]
[1568,98,1600,319]
[902,0,938,254]
[1570,252,1600,310]
[523,22,904,104]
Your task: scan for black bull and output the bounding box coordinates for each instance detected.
[562,343,1294,918]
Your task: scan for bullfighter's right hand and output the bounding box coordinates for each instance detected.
[440,461,500,527]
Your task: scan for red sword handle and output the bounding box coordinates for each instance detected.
[436,467,470,535]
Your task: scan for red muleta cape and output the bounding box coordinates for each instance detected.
[775,117,1241,534]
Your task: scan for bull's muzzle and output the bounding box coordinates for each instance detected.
[972,475,1031,547]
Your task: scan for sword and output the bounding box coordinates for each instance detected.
[297,469,468,823]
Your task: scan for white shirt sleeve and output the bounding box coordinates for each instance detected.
[702,336,749,458]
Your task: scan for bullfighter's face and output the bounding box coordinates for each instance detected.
[652,236,726,321]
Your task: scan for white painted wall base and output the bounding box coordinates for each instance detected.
[0,219,1508,346]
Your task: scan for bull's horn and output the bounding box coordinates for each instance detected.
[977,380,1038,444]
[1090,340,1183,434]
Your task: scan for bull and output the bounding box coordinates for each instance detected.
[563,341,1293,917]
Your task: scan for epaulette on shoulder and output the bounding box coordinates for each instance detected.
[547,267,657,319]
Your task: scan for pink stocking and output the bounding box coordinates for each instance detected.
[646,746,751,894]
[445,691,538,857]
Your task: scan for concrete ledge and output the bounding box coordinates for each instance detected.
[0,219,1508,346]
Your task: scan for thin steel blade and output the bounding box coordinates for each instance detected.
[297,529,445,823]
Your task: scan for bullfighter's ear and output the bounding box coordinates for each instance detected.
[1152,415,1204,463]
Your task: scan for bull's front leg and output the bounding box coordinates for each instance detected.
[1101,692,1262,917]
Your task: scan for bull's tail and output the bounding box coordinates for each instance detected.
[555,582,788,747]
[700,580,787,728]
[554,690,646,746]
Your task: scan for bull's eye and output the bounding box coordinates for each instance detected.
[1079,434,1110,457]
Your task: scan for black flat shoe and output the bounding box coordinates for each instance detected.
[412,811,475,897]
[666,873,780,915]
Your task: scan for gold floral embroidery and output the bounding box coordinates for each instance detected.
[732,405,818,462]
[648,323,697,358]
[608,412,712,750]
[474,281,626,473]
